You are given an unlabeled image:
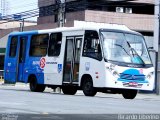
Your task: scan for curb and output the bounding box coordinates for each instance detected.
[15,83,29,87]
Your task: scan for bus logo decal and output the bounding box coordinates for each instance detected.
[85,62,90,71]
[131,75,135,79]
[40,58,46,69]
[8,63,11,66]
[58,64,62,73]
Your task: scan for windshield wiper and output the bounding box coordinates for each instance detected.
[114,43,131,56]
[126,41,145,66]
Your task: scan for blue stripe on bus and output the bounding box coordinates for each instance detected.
[9,30,39,36]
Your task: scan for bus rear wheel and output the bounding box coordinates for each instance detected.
[122,89,138,99]
[82,78,97,96]
[62,86,77,95]
[29,76,45,92]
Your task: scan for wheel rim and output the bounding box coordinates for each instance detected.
[30,77,37,91]
[85,82,92,91]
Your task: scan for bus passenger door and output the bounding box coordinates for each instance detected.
[4,36,18,83]
[18,36,27,82]
[63,37,82,84]
[4,36,27,83]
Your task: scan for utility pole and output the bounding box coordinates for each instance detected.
[57,0,65,27]
[154,0,160,95]
[1,0,5,16]
[19,19,24,32]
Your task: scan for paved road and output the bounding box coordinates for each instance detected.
[0,84,159,114]
[0,84,160,119]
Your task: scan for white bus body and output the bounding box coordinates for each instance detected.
[4,21,154,99]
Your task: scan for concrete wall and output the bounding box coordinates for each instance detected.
[0,21,36,29]
[37,9,154,32]
[84,10,154,32]
[37,15,55,24]
[0,23,60,39]
[0,34,9,48]
[66,11,85,22]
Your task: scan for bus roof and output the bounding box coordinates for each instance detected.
[9,21,139,36]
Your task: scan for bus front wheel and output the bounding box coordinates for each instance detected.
[82,78,97,96]
[122,89,138,99]
[29,76,45,92]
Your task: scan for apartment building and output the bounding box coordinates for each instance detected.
[0,0,155,70]
[38,0,154,36]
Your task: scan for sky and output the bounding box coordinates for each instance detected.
[7,0,38,21]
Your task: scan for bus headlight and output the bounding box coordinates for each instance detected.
[112,70,120,78]
[106,64,120,78]
[146,72,154,80]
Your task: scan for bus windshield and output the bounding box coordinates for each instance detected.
[101,31,152,65]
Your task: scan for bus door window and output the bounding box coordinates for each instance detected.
[74,38,82,81]
[48,32,62,56]
[64,39,73,82]
[9,36,18,57]
[19,36,27,63]
[63,37,82,83]
[75,39,82,62]
[29,34,49,57]
[83,30,102,60]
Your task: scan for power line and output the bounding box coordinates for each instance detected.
[7,0,158,12]
[5,0,54,16]
[0,8,39,24]
[8,0,54,10]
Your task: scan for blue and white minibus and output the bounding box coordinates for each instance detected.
[4,21,154,99]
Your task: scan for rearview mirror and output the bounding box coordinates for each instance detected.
[148,47,156,52]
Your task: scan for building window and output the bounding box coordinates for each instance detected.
[9,36,18,57]
[29,34,49,57]
[116,7,124,13]
[54,14,58,22]
[39,5,58,17]
[48,32,62,56]
[83,30,102,60]
[125,8,132,14]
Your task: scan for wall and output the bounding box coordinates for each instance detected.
[84,10,154,32]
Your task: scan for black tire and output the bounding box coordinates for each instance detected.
[82,78,97,96]
[122,89,138,99]
[29,76,45,92]
[62,86,77,95]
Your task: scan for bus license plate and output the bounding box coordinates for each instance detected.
[129,82,138,87]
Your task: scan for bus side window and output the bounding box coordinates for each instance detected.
[29,34,49,57]
[48,32,62,56]
[83,30,102,60]
[9,36,18,57]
